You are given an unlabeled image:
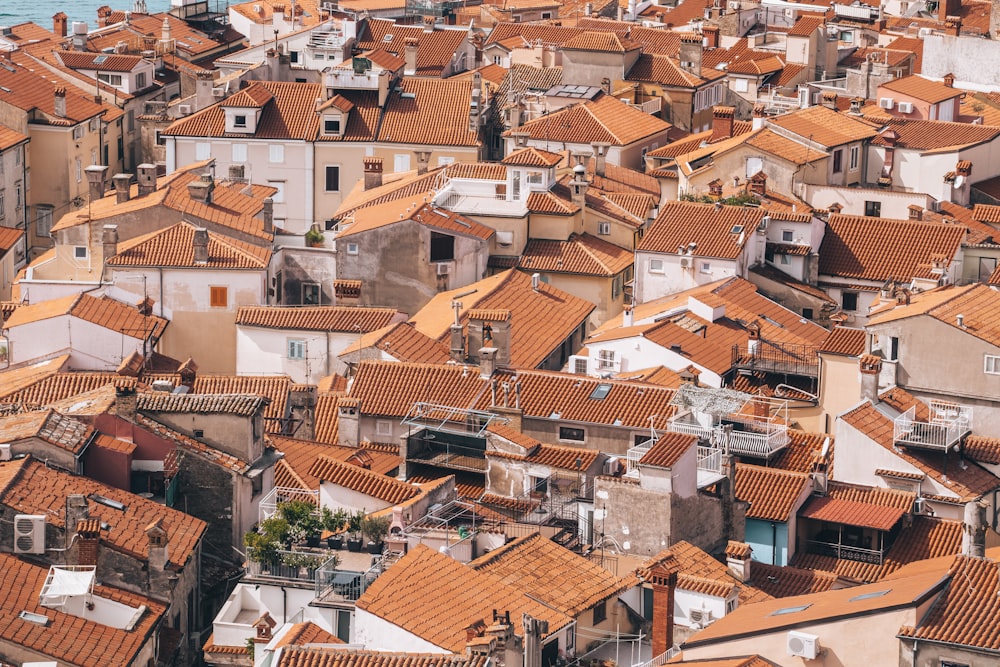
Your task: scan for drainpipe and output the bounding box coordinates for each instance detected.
[771,521,777,565]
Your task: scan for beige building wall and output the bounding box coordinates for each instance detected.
[542,270,628,328]
[371,144,481,176]
[814,352,863,433]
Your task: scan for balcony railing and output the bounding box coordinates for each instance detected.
[625,439,656,478]
[668,415,789,458]
[806,539,884,565]
[893,401,972,451]
[315,556,378,602]
[731,342,820,378]
[258,487,319,522]
[697,446,722,475]
[245,549,332,583]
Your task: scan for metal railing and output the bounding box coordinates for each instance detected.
[634,646,681,667]
[806,539,884,565]
[245,549,333,583]
[625,439,656,478]
[893,401,972,451]
[258,487,319,522]
[315,556,380,601]
[668,417,788,458]
[697,446,722,475]
[731,342,820,378]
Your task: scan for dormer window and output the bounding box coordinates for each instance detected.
[234,114,247,128]
[223,107,260,133]
[324,118,341,135]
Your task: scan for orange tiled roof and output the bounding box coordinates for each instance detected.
[639,541,772,605]
[638,201,766,260]
[0,52,105,125]
[354,19,467,77]
[0,457,205,567]
[749,561,839,599]
[379,78,481,147]
[0,225,24,254]
[879,75,961,104]
[0,552,166,666]
[273,436,398,490]
[4,293,167,340]
[411,269,594,370]
[56,50,143,72]
[639,432,697,469]
[190,374,290,424]
[744,129,828,165]
[519,233,633,276]
[356,544,571,652]
[469,532,636,616]
[0,409,92,454]
[767,105,879,148]
[964,435,1000,465]
[870,119,1000,151]
[867,283,1000,348]
[507,94,671,146]
[339,321,452,365]
[819,214,964,282]
[820,326,866,356]
[502,147,564,167]
[136,413,251,472]
[0,125,29,152]
[338,200,494,240]
[759,430,830,474]
[308,455,418,504]
[627,53,719,87]
[275,647,489,667]
[800,496,906,531]
[275,620,344,648]
[237,306,398,332]
[735,464,811,521]
[107,221,271,269]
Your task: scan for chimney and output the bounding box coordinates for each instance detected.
[511,131,531,149]
[337,398,361,447]
[797,86,811,110]
[188,173,215,204]
[85,164,109,201]
[752,104,766,130]
[113,173,132,203]
[746,321,760,355]
[54,87,67,118]
[364,157,384,190]
[703,24,720,48]
[679,32,703,75]
[414,150,431,175]
[253,613,277,649]
[76,519,101,567]
[479,346,497,378]
[908,204,923,221]
[725,541,752,581]
[65,494,89,547]
[404,37,419,76]
[193,227,209,264]
[708,179,723,197]
[944,16,962,35]
[711,106,735,142]
[649,561,679,658]
[146,518,172,596]
[962,499,987,558]
[137,163,158,196]
[570,164,589,207]
[262,198,274,234]
[115,385,137,422]
[749,171,767,196]
[377,69,391,108]
[195,70,216,110]
[161,15,171,43]
[53,12,68,37]
[591,142,611,178]
[821,91,838,110]
[102,224,119,261]
[849,97,863,115]
[859,353,882,402]
[622,305,633,327]
[71,21,88,51]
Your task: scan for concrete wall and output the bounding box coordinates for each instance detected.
[317,481,393,515]
[146,410,261,464]
[272,246,338,306]
[562,50,630,88]
[353,608,449,652]
[745,519,789,566]
[922,34,1000,91]
[174,448,238,559]
[236,326,362,382]
[634,250,741,303]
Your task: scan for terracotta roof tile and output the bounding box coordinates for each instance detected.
[768,105,879,148]
[0,552,166,666]
[735,464,811,521]
[867,283,1000,348]
[748,561,839,598]
[819,214,964,282]
[378,78,480,147]
[964,435,1000,465]
[338,322,452,365]
[165,81,321,140]
[0,409,92,454]
[757,430,829,473]
[639,541,772,605]
[0,225,23,255]
[800,495,905,530]
[507,94,671,146]
[191,374,291,425]
[354,19,467,77]
[0,457,205,567]
[527,190,579,215]
[469,532,636,616]
[277,647,488,667]
[308,455,418,504]
[627,53,716,87]
[273,436,398,490]
[0,53,105,125]
[347,361,488,418]
[135,414,251,472]
[502,147,564,167]
[870,119,1000,150]
[237,306,398,332]
[338,200,494,240]
[819,326,866,356]
[744,129,828,165]
[519,233,633,275]
[356,544,571,651]
[107,221,271,269]
[138,392,268,417]
[275,620,344,648]
[880,75,961,104]
[639,432,697,468]
[638,201,766,260]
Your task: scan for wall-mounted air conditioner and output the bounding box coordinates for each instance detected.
[787,630,819,659]
[14,515,46,555]
[878,97,894,109]
[897,101,913,113]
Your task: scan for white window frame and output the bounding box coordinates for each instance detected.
[269,144,284,163]
[234,114,247,128]
[75,158,82,183]
[701,261,712,274]
[346,242,359,255]
[849,145,859,171]
[232,143,248,163]
[558,425,586,443]
[376,419,393,436]
[267,180,286,203]
[73,246,88,259]
[394,153,411,172]
[195,142,211,160]
[72,125,86,140]
[36,205,53,237]
[781,229,794,242]
[598,221,611,235]
[985,355,1000,375]
[779,253,791,265]
[649,258,664,273]
[288,339,306,360]
[598,349,616,369]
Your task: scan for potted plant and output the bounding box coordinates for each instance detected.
[346,509,366,552]
[362,514,391,555]
[281,550,328,577]
[305,227,325,248]
[322,506,348,549]
[278,500,322,547]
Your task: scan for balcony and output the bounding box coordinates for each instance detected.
[258,486,318,523]
[696,445,725,489]
[805,539,884,565]
[731,342,820,379]
[315,555,382,602]
[668,412,789,459]
[893,400,972,452]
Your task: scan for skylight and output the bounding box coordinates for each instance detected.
[770,604,811,616]
[589,383,613,400]
[730,224,744,234]
[19,610,50,626]
[849,589,890,602]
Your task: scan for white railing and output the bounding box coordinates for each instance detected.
[258,486,319,522]
[893,400,972,451]
[625,439,656,478]
[667,417,788,458]
[634,645,681,667]
[634,98,662,114]
[697,446,722,475]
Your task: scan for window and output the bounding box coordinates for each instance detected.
[939,661,970,667]
[832,149,843,173]
[346,242,359,255]
[394,154,411,172]
[269,144,284,163]
[195,142,211,160]
[802,308,814,319]
[841,291,859,312]
[593,600,607,624]
[73,125,85,140]
[0,191,4,219]
[781,229,793,242]
[532,475,548,494]
[701,261,711,273]
[541,11,552,18]
[90,117,101,132]
[865,200,882,217]
[376,419,393,436]
[559,426,585,442]
[526,171,543,185]
[438,156,455,166]
[36,205,53,237]
[649,258,664,273]
[267,180,285,203]
[98,72,123,86]
[494,55,502,65]
[290,50,299,63]
[325,165,340,192]
[573,357,589,374]
[887,336,899,361]
[232,143,247,163]
[612,275,622,299]
[598,221,611,235]
[302,282,320,305]
[840,30,853,42]
[75,158,82,183]
[323,118,341,134]
[726,598,737,614]
[288,339,306,360]
[734,78,749,93]
[73,246,87,259]
[135,72,147,89]
[210,286,228,308]
[430,232,455,262]
[985,355,1000,375]
[598,349,615,370]
[779,254,791,265]
[155,130,165,146]
[234,114,247,128]
[850,145,859,170]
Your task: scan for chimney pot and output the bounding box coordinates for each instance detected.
[364,157,384,190]
[193,227,209,264]
[113,173,132,203]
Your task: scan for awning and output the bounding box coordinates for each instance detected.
[800,497,905,531]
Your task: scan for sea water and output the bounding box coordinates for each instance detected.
[0,0,172,33]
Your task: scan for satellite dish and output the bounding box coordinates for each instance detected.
[954,174,965,188]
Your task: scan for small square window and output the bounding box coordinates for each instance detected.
[802,308,814,319]
[780,254,791,265]
[598,221,611,235]
[155,130,165,146]
[210,286,228,308]
[781,230,793,242]
[985,355,1000,375]
[346,242,359,255]
[288,339,306,359]
[559,426,585,442]
[74,246,87,259]
[234,114,247,127]
[842,291,859,312]
[269,145,284,163]
[302,282,320,305]
[324,118,341,134]
[376,419,393,436]
[649,258,664,273]
[701,261,711,273]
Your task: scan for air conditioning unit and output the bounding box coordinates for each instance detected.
[0,443,9,461]
[603,456,620,476]
[897,101,913,114]
[913,497,926,514]
[177,104,192,116]
[436,262,451,276]
[151,380,174,392]
[14,515,46,555]
[689,608,713,628]
[680,257,691,268]
[918,26,932,37]
[787,631,819,659]
[878,97,894,109]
